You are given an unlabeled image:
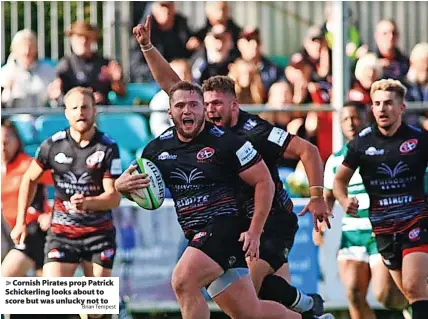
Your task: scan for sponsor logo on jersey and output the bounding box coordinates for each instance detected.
[48,249,65,259]
[268,127,288,146]
[110,158,122,175]
[408,227,421,241]
[176,195,209,209]
[86,151,105,168]
[197,147,215,160]
[171,168,204,184]
[100,248,116,261]
[159,130,173,140]
[158,151,177,160]
[54,152,73,164]
[243,119,258,131]
[365,147,385,156]
[399,139,418,153]
[52,131,67,142]
[209,126,225,137]
[236,141,257,166]
[378,195,413,207]
[376,161,409,178]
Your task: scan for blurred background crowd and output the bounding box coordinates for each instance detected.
[1,1,427,194]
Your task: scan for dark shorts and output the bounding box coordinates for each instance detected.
[376,218,428,270]
[260,212,299,271]
[44,228,117,269]
[187,215,250,271]
[13,222,47,270]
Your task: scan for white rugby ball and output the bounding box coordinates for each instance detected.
[130,158,165,210]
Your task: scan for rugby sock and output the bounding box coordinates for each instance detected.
[411,300,428,319]
[259,275,314,312]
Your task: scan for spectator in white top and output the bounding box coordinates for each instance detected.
[1,29,55,108]
[149,59,192,137]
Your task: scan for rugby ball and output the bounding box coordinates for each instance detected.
[129,158,165,210]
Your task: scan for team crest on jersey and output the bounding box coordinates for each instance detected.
[408,227,420,241]
[197,147,215,161]
[243,119,258,131]
[86,151,105,168]
[159,130,173,140]
[399,139,418,153]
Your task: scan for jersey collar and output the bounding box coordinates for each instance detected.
[372,122,407,139]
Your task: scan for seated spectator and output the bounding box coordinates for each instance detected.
[290,26,332,83]
[191,25,237,84]
[149,59,192,137]
[186,1,241,55]
[130,1,192,82]
[374,19,409,80]
[237,27,285,94]
[285,58,314,105]
[403,42,428,128]
[259,81,294,128]
[1,29,55,108]
[348,53,383,105]
[227,58,265,104]
[321,2,368,61]
[48,21,126,105]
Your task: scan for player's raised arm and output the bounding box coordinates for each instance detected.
[133,16,181,94]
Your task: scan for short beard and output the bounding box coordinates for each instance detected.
[173,117,204,139]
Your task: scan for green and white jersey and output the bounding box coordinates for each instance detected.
[324,143,372,232]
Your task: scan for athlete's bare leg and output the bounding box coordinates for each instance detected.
[274,263,291,283]
[370,259,408,309]
[401,252,428,303]
[1,249,35,277]
[43,262,79,277]
[214,275,303,319]
[248,258,274,293]
[338,259,374,319]
[171,247,223,319]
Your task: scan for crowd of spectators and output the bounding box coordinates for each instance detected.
[1,1,427,168]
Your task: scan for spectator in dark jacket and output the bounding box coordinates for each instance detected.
[374,19,409,80]
[237,27,285,95]
[48,21,125,105]
[186,1,241,57]
[130,1,192,82]
[191,25,238,84]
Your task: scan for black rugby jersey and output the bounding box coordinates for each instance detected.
[343,124,428,235]
[36,128,122,238]
[231,111,294,217]
[141,121,262,235]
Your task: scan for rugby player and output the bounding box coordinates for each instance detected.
[130,16,333,318]
[116,79,333,319]
[333,79,428,319]
[11,87,123,281]
[314,101,407,319]
[2,118,52,277]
